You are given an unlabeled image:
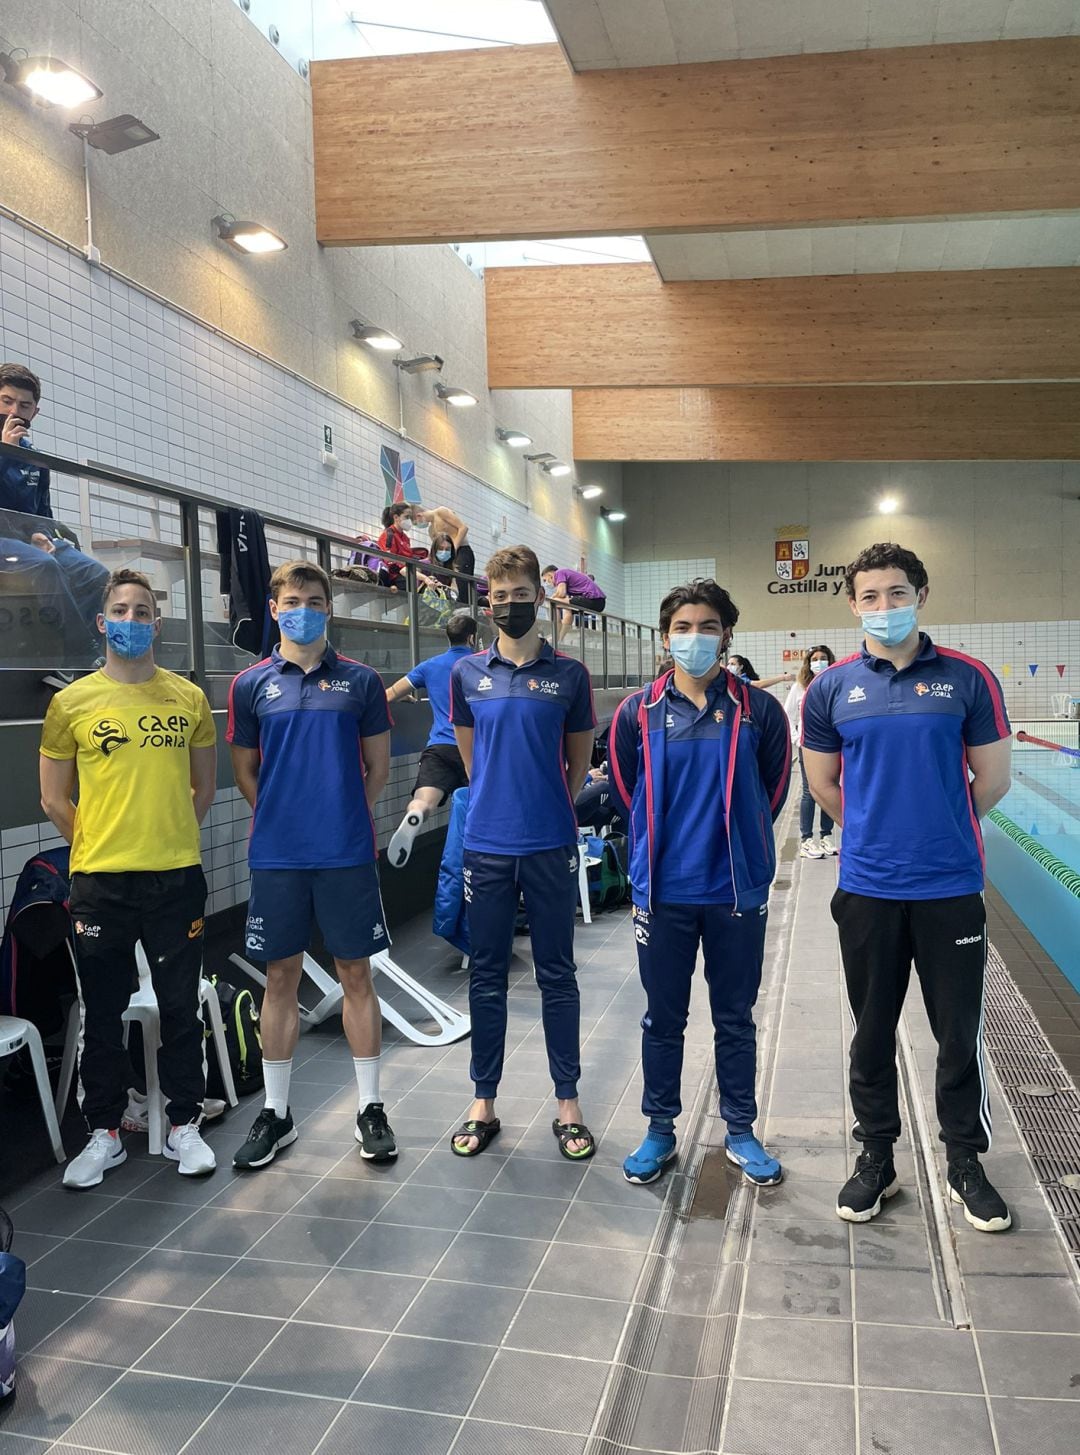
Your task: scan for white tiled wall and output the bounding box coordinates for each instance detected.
[624,558,717,626]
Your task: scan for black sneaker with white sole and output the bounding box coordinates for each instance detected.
[836,1150,899,1222]
[356,1102,397,1161]
[233,1106,297,1169]
[947,1154,1012,1232]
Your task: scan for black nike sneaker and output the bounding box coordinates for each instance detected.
[836,1149,899,1222]
[233,1106,297,1169]
[947,1154,1012,1233]
[356,1102,398,1161]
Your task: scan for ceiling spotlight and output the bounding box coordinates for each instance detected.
[543,461,572,477]
[1,52,101,108]
[350,319,403,351]
[212,214,287,254]
[601,506,627,523]
[496,428,532,447]
[68,114,159,153]
[878,496,899,515]
[524,452,556,464]
[580,485,604,501]
[395,354,444,374]
[435,383,478,408]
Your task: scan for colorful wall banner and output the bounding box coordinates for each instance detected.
[1028,663,1039,677]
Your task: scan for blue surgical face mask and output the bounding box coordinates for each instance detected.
[435,549,452,563]
[809,657,828,674]
[104,618,155,660]
[860,603,918,647]
[278,606,328,646]
[668,633,722,679]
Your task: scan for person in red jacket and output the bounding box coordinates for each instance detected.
[377,503,428,590]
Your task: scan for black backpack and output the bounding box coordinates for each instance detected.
[203,976,264,1098]
[585,834,631,912]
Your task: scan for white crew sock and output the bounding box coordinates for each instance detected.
[263,1059,292,1117]
[354,1056,381,1109]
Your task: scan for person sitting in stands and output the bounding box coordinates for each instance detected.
[377,503,429,590]
[542,564,606,631]
[413,505,477,603]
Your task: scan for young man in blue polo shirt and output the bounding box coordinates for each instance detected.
[385,611,478,868]
[227,561,395,1168]
[450,545,597,1159]
[802,542,1014,1232]
[610,579,791,1186]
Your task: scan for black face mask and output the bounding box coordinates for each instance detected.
[492,600,538,639]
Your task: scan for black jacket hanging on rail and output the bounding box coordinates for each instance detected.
[215,507,278,656]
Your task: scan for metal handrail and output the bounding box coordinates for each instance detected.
[1,440,658,687]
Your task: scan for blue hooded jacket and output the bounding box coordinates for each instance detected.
[610,670,791,912]
[0,435,51,518]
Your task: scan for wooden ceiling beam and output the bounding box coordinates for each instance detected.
[485,264,1080,388]
[311,38,1080,246]
[571,384,1080,461]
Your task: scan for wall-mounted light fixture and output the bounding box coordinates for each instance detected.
[524,452,555,464]
[212,214,287,254]
[395,354,444,374]
[579,484,604,501]
[68,114,159,153]
[878,496,899,515]
[496,427,532,447]
[350,319,403,352]
[0,51,101,108]
[543,461,572,477]
[435,383,478,408]
[601,505,627,523]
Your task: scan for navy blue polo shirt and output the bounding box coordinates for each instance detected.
[450,640,595,854]
[801,634,1010,900]
[654,677,732,904]
[227,644,392,870]
[408,644,473,747]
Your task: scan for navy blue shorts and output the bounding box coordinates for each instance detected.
[245,863,389,961]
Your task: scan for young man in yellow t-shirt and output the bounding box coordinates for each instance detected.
[39,569,219,1187]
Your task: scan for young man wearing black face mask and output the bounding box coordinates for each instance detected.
[449,545,597,1159]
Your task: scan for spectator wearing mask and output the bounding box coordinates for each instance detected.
[726,654,793,691]
[784,646,838,858]
[414,505,477,602]
[377,503,428,590]
[542,564,606,631]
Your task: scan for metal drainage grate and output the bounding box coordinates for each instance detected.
[983,943,1080,1277]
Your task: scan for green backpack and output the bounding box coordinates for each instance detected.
[203,976,263,1097]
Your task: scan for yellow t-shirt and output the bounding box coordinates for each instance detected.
[39,668,217,874]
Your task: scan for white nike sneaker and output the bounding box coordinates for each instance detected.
[800,838,825,859]
[388,811,423,869]
[63,1128,127,1188]
[164,1122,217,1176]
[820,835,838,856]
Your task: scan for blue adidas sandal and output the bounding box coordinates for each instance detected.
[724,1132,783,1186]
[623,1128,677,1184]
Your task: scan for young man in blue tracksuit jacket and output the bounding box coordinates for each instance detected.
[611,579,792,1185]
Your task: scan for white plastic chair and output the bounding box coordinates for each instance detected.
[55,945,238,1156]
[577,831,602,926]
[0,1016,65,1163]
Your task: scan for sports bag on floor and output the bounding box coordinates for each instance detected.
[203,976,264,1097]
[0,1207,25,1401]
[585,834,631,912]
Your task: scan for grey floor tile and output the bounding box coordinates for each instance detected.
[72,1196,198,1250]
[953,1230,1073,1277]
[664,1260,736,1317]
[723,1378,855,1455]
[179,1385,342,1455]
[734,1316,853,1385]
[748,1220,851,1266]
[534,1242,645,1301]
[619,1370,723,1453]
[469,1349,609,1434]
[289,1176,396,1221]
[5,1232,62,1268]
[742,1263,851,1321]
[0,1355,120,1442]
[859,1389,994,1455]
[508,1290,629,1361]
[451,1421,587,1455]
[375,1183,483,1231]
[246,1212,368,1267]
[409,1150,511,1192]
[635,1311,718,1377]
[489,1158,590,1199]
[127,1164,225,1207]
[356,1335,494,1415]
[58,1369,228,1455]
[158,1207,278,1257]
[574,1162,671,1209]
[9,1290,89,1355]
[194,1256,326,1318]
[763,1118,847,1146]
[399,1280,523,1344]
[295,1266,424,1331]
[965,1274,1080,1334]
[8,1191,117,1239]
[337,1221,456,1276]
[852,1222,931,1272]
[103,1248,236,1307]
[752,1179,855,1223]
[24,1239,143,1297]
[241,1321,386,1399]
[434,1231,549,1290]
[856,1322,983,1393]
[36,1298,182,1367]
[853,1268,943,1327]
[557,1201,661,1253]
[992,1395,1080,1454]
[465,1192,571,1240]
[978,1331,1080,1398]
[208,1170,320,1215]
[134,1306,283,1382]
[316,1402,460,1455]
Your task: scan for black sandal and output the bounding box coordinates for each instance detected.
[552,1119,596,1161]
[450,1118,501,1157]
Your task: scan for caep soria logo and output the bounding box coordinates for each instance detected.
[89,718,130,756]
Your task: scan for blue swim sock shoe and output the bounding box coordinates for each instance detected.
[724,1131,783,1186]
[623,1127,677,1184]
